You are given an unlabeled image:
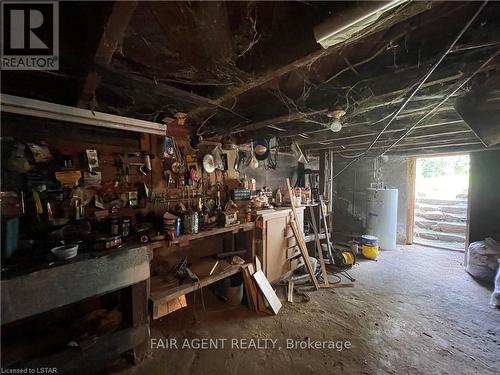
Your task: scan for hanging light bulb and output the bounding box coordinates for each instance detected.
[329,118,342,132]
[327,106,346,132]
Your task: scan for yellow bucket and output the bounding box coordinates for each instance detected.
[362,244,379,260]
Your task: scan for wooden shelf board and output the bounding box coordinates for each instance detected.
[304,233,326,243]
[171,222,255,244]
[150,262,245,307]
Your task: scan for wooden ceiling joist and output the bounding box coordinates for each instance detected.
[77,1,138,108]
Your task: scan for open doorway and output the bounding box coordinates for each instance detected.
[413,154,470,251]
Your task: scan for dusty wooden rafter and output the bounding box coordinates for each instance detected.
[77,1,138,108]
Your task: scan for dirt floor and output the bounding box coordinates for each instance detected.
[118,244,499,375]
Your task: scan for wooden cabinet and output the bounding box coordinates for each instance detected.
[255,207,305,283]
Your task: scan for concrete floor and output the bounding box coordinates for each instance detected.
[119,245,499,375]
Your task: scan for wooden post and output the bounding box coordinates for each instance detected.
[406,157,417,244]
[328,150,334,239]
[130,280,149,363]
[319,151,326,196]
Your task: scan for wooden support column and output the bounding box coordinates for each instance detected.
[406,157,417,244]
[77,1,138,108]
[319,151,326,197]
[130,280,149,363]
[328,150,334,239]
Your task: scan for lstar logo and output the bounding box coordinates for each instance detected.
[1,1,59,70]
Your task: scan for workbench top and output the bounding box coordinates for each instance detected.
[1,244,150,325]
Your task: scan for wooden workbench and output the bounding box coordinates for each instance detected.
[1,245,150,373]
[149,222,255,319]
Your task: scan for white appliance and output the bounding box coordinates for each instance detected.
[366,188,398,250]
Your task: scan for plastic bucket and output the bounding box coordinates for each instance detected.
[225,274,244,305]
[361,234,378,247]
[362,244,379,260]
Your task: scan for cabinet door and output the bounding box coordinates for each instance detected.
[265,216,289,282]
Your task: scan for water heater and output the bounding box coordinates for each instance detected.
[366,188,398,250]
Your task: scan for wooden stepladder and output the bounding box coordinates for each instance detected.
[286,178,320,290]
[308,200,332,287]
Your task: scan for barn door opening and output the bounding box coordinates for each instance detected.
[412,155,470,251]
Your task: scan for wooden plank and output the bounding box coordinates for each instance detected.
[252,270,282,315]
[170,222,255,244]
[254,255,262,272]
[77,1,138,108]
[309,205,329,287]
[287,280,294,303]
[290,220,320,290]
[242,268,254,311]
[406,157,417,244]
[242,264,258,312]
[286,178,320,289]
[153,295,187,320]
[319,198,334,263]
[253,256,267,311]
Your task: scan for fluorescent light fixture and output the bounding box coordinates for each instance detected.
[1,94,167,136]
[314,0,407,49]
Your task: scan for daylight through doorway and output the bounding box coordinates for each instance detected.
[413,155,469,251]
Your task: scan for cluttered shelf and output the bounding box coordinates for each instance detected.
[171,221,255,244]
[148,222,255,250]
[150,259,247,318]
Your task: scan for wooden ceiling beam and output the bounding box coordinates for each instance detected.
[77,1,138,108]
